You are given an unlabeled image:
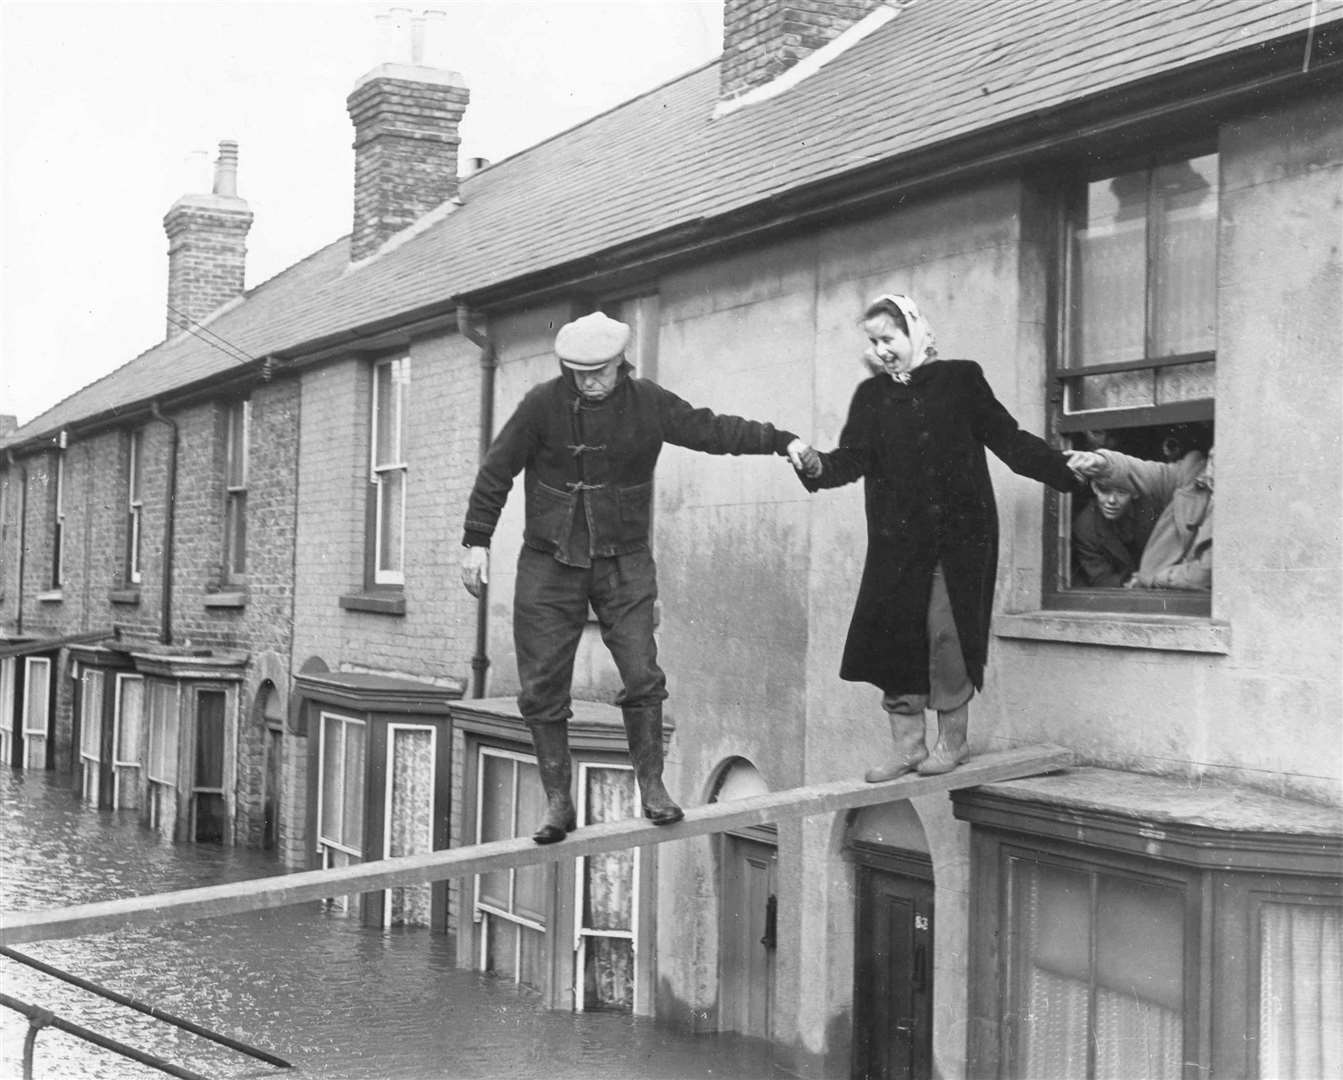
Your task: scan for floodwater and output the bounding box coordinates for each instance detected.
[0,768,789,1080]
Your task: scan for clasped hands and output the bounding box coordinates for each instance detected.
[787,438,823,478]
[1066,449,1107,482]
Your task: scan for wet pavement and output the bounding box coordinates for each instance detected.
[1,767,791,1080]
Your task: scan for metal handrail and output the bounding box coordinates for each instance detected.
[0,946,291,1068]
[1,992,212,1080]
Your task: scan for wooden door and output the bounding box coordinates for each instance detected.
[720,834,777,1038]
[853,866,934,1080]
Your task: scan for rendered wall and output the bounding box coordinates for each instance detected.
[990,92,1343,805]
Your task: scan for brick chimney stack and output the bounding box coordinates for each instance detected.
[347,9,468,262]
[162,140,253,340]
[720,0,887,101]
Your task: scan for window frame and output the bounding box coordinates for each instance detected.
[572,759,641,1013]
[1044,146,1219,618]
[127,428,144,586]
[0,657,14,766]
[473,745,549,987]
[369,356,410,587]
[145,678,179,786]
[223,399,250,584]
[51,446,65,589]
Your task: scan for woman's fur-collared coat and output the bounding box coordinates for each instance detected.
[804,360,1077,695]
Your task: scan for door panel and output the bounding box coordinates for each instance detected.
[854,867,934,1080]
[721,835,777,1038]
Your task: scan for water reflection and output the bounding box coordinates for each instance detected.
[2,769,788,1079]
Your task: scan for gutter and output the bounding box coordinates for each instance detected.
[456,304,494,699]
[5,450,26,634]
[148,402,179,646]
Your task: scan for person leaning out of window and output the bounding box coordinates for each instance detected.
[1071,472,1159,588]
[1068,446,1213,591]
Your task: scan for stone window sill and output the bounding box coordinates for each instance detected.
[994,611,1229,654]
[204,590,247,610]
[108,588,141,606]
[339,591,406,616]
[36,589,62,604]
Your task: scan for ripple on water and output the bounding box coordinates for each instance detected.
[1,769,789,1080]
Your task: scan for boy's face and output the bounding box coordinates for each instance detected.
[1092,482,1134,520]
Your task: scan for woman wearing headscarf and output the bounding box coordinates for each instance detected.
[797,295,1079,780]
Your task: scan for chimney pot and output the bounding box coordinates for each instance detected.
[213,140,240,197]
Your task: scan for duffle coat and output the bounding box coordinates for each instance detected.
[804,360,1077,694]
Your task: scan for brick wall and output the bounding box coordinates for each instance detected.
[347,74,468,261]
[164,203,252,339]
[291,332,482,686]
[720,0,883,99]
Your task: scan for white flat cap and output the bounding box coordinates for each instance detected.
[555,311,631,369]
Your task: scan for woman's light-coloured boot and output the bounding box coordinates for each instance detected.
[865,709,929,783]
[918,702,970,775]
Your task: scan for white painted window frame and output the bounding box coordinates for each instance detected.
[572,759,641,1014]
[380,722,437,927]
[370,357,410,586]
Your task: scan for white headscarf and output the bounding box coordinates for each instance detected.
[865,293,938,382]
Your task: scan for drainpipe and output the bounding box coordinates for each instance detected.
[6,449,26,635]
[148,402,179,646]
[456,304,494,698]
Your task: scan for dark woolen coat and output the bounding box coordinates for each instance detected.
[804,360,1077,694]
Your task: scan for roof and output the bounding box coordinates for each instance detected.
[10,0,1335,444]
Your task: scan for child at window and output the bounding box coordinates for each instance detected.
[794,294,1080,781]
[1071,477,1158,588]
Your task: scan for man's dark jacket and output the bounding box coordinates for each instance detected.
[802,360,1077,695]
[463,364,796,562]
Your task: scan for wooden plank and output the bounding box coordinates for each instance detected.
[0,745,1070,946]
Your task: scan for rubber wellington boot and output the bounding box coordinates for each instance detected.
[622,705,684,825]
[529,721,577,844]
[918,702,970,776]
[865,709,929,783]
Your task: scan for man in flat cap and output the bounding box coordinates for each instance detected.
[461,311,811,843]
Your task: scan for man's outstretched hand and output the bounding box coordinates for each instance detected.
[461,546,490,597]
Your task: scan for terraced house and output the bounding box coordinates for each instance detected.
[3,3,1340,1078]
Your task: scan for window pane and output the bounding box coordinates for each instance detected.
[116,676,144,765]
[194,690,226,789]
[225,492,247,575]
[320,716,344,844]
[377,471,404,575]
[81,670,105,759]
[388,727,434,926]
[582,936,634,1011]
[147,681,178,784]
[1156,359,1215,405]
[374,360,406,467]
[343,721,365,851]
[582,768,636,931]
[484,914,519,979]
[478,754,515,909]
[1013,860,1091,1079]
[1069,369,1155,413]
[24,658,50,735]
[1094,876,1183,1080]
[1260,902,1343,1079]
[1073,171,1147,368]
[1151,155,1217,358]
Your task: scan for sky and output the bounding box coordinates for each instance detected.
[0,0,725,427]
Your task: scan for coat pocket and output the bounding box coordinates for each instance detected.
[615,481,653,543]
[523,480,575,547]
